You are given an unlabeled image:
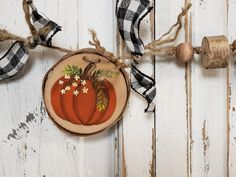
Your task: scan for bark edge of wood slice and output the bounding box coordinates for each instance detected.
[42,48,130,135]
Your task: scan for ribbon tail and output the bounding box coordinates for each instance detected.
[116,0,153,56]
[27,0,61,46]
[144,87,156,112]
[130,64,156,112]
[0,41,29,80]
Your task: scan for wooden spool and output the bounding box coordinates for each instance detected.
[201,35,230,69]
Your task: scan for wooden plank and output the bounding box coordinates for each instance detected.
[155,0,189,176]
[191,0,228,177]
[0,1,81,177]
[1,1,234,177]
[116,2,156,177]
[227,0,236,176]
[72,1,116,177]
[0,0,115,177]
[185,1,193,177]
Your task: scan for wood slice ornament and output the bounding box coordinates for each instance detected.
[42,48,130,135]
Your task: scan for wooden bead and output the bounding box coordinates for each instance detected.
[176,42,194,62]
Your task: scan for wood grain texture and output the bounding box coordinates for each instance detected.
[155,0,189,176]
[191,0,228,177]
[0,0,235,177]
[0,0,115,177]
[227,0,236,177]
[185,1,193,177]
[116,2,156,177]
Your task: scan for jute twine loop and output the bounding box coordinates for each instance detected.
[88,29,134,68]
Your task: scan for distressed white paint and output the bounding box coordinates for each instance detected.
[117,8,155,177]
[191,0,228,177]
[0,1,115,177]
[0,0,236,177]
[155,0,188,177]
[228,0,236,177]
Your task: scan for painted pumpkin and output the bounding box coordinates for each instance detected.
[43,49,130,135]
[51,62,117,125]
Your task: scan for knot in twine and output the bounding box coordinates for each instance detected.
[85,2,194,68]
[88,29,137,69]
[0,0,61,50]
[0,28,45,50]
[0,0,63,80]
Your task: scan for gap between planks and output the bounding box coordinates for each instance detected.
[184,0,193,177]
[115,1,156,177]
[226,1,230,177]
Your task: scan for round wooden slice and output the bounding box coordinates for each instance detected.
[42,48,130,135]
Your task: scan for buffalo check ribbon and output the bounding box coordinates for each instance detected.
[116,0,153,56]
[28,1,61,46]
[116,0,156,112]
[0,0,61,80]
[0,41,29,80]
[131,64,156,112]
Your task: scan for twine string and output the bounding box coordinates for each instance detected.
[89,29,134,68]
[0,0,191,68]
[145,3,192,51]
[1,0,193,68]
[0,0,234,69]
[0,29,26,43]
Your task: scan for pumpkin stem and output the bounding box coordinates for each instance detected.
[81,62,96,79]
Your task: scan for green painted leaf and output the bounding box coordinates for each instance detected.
[63,65,83,76]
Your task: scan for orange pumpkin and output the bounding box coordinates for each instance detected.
[50,62,117,125]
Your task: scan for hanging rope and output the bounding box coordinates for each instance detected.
[0,0,234,69]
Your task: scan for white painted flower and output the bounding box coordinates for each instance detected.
[64,74,71,79]
[58,80,64,85]
[81,80,86,86]
[60,89,66,94]
[82,87,88,94]
[73,90,79,96]
[65,86,71,91]
[72,82,78,87]
[74,75,80,81]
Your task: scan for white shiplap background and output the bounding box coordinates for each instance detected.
[0,0,235,177]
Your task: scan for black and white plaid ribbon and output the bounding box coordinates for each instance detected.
[0,41,29,80]
[131,64,156,112]
[29,1,61,46]
[0,0,61,80]
[116,0,153,56]
[116,0,155,112]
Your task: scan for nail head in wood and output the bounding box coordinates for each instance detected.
[176,42,194,63]
[201,35,230,69]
